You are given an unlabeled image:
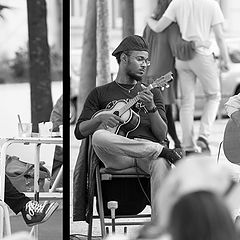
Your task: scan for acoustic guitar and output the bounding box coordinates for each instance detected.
[223,118,240,164]
[93,71,173,137]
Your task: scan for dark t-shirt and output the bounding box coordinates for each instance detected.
[75,81,167,142]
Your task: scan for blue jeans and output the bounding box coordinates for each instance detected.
[92,129,171,222]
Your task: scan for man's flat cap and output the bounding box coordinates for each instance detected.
[112,35,149,57]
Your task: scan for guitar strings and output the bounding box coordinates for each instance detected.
[114,81,137,93]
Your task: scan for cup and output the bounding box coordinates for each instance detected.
[38,122,53,138]
[18,123,32,137]
[59,125,63,138]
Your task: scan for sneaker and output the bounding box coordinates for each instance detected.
[159,147,183,164]
[21,200,59,226]
[197,137,211,154]
[185,149,200,156]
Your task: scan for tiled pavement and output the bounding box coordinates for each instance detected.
[70,118,240,238]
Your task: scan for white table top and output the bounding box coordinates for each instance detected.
[0,136,63,144]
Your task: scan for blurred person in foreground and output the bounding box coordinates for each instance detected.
[162,191,239,240]
[105,155,240,240]
[147,0,230,155]
[136,155,240,239]
[74,35,183,222]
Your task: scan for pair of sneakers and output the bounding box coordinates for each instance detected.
[21,200,59,226]
[159,147,183,164]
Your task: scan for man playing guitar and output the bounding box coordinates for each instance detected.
[75,35,182,222]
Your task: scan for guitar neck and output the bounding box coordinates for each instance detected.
[118,71,172,116]
[118,84,154,116]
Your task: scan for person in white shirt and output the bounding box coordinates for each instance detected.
[147,0,230,155]
[225,93,240,127]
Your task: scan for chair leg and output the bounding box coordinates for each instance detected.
[87,174,95,240]
[87,212,93,240]
[0,201,11,237]
[0,206,4,238]
[96,165,106,238]
[49,165,63,192]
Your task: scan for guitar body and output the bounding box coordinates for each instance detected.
[223,119,240,164]
[92,71,173,137]
[93,100,140,137]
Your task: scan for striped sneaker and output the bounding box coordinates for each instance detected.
[21,200,59,226]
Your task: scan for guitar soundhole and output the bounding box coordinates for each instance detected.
[113,111,119,116]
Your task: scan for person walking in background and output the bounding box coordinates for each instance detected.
[147,0,230,155]
[143,0,196,150]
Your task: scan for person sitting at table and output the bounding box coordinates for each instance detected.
[4,175,59,226]
[2,95,63,226]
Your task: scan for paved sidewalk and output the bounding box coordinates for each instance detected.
[70,118,240,238]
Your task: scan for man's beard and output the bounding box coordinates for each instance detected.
[127,72,143,82]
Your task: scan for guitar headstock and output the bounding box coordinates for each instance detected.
[151,71,173,90]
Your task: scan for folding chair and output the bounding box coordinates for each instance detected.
[87,156,151,240]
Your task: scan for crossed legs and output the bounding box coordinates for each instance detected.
[92,129,171,221]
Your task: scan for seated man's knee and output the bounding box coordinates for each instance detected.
[92,130,105,146]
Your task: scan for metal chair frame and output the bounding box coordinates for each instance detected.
[87,163,151,239]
